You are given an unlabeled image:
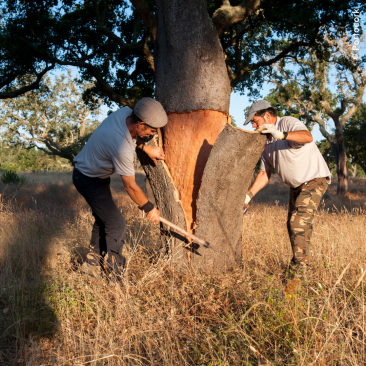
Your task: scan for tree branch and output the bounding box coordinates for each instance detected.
[340,70,366,127]
[40,54,135,107]
[0,65,55,99]
[94,0,142,51]
[140,34,155,73]
[130,0,157,40]
[319,100,345,120]
[212,0,261,37]
[231,42,309,88]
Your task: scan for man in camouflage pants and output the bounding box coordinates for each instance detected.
[243,101,331,282]
[287,178,328,265]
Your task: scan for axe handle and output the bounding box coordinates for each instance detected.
[159,217,210,247]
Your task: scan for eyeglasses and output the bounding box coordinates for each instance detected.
[251,113,266,124]
[250,117,262,124]
[141,122,157,133]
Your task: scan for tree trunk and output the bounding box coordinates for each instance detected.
[328,132,348,195]
[359,161,366,176]
[349,164,357,178]
[338,139,349,194]
[194,125,266,272]
[334,125,349,195]
[141,0,266,272]
[155,0,231,230]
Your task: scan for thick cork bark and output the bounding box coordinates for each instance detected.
[137,141,190,269]
[194,124,267,272]
[163,110,227,231]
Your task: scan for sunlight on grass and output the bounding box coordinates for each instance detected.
[1,171,366,365]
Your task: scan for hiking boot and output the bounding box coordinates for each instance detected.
[287,261,308,281]
[107,272,124,287]
[283,261,308,294]
[86,252,102,267]
[80,262,102,280]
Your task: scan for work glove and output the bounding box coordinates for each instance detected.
[243,191,253,214]
[261,124,284,140]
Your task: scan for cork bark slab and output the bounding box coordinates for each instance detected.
[163,110,227,231]
[192,124,267,273]
[136,143,190,268]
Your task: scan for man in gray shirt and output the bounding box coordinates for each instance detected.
[243,100,331,283]
[73,97,167,283]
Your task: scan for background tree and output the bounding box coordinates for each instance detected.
[1,0,362,271]
[266,35,366,195]
[316,139,336,174]
[0,71,102,164]
[0,142,71,171]
[344,103,366,175]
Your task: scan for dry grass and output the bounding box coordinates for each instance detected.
[0,171,366,365]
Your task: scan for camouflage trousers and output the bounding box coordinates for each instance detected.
[287,177,328,264]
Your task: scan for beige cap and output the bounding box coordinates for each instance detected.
[244,100,272,125]
[133,97,168,128]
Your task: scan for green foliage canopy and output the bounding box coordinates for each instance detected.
[0,0,363,104]
[0,144,71,171]
[344,103,366,174]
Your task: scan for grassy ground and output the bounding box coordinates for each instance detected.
[0,171,366,365]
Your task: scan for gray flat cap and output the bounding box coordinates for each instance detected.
[134,97,168,128]
[244,100,272,125]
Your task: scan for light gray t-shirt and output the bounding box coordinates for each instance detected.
[260,116,331,188]
[74,107,136,178]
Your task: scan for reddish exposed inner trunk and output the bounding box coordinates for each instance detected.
[163,110,227,231]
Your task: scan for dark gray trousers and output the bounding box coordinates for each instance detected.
[73,168,126,274]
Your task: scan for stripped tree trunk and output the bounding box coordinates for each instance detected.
[155,0,231,230]
[138,0,266,272]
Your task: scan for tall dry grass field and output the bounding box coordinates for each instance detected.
[0,171,366,365]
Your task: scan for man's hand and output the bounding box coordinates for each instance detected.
[143,145,165,165]
[261,124,284,140]
[243,191,253,213]
[146,207,161,225]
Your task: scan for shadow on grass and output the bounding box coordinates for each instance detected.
[0,174,84,364]
[0,170,161,364]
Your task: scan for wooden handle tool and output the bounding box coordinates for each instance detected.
[159,217,210,248]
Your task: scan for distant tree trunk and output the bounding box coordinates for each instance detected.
[335,122,349,195]
[349,163,357,178]
[360,162,366,175]
[139,0,266,272]
[326,122,349,195]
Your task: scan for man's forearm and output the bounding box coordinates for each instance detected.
[249,170,270,196]
[124,183,149,207]
[286,130,313,144]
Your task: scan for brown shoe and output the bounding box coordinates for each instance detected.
[80,262,102,280]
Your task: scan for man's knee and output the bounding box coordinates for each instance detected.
[107,213,127,238]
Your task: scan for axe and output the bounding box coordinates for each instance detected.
[159,217,210,248]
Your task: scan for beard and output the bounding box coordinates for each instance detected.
[141,134,154,143]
